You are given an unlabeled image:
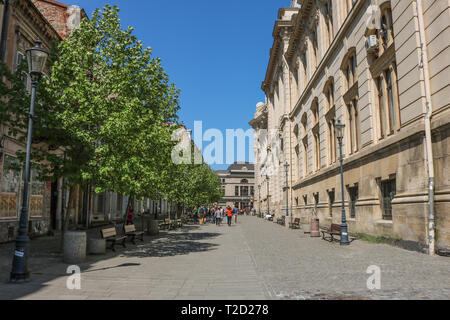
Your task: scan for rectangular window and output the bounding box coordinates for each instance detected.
[354,99,360,151]
[250,186,254,196]
[385,69,396,133]
[377,76,387,139]
[348,186,358,219]
[1,155,22,218]
[30,168,44,217]
[348,104,354,153]
[303,140,309,176]
[235,186,239,196]
[381,179,396,220]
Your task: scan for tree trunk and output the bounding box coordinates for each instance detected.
[60,186,74,251]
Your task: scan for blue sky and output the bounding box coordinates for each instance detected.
[70,0,286,170]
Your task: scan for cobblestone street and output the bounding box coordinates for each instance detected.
[0,216,449,300]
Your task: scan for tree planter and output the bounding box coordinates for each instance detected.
[310,218,320,237]
[64,231,87,264]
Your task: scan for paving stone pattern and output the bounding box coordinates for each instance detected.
[0,216,449,300]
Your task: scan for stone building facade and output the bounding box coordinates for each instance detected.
[216,162,255,211]
[0,0,69,243]
[250,0,449,254]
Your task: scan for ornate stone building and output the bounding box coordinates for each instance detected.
[0,0,88,242]
[216,162,255,211]
[250,0,449,254]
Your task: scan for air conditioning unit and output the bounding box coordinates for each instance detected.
[365,35,379,54]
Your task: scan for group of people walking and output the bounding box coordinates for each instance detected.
[192,205,242,226]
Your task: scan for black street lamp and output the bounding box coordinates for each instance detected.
[284,161,290,219]
[10,39,48,282]
[336,120,350,246]
[257,185,261,218]
[266,175,270,217]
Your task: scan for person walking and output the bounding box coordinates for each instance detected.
[193,206,199,224]
[226,206,233,226]
[215,207,222,226]
[126,205,134,225]
[234,207,240,224]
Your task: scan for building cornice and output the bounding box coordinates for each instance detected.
[289,0,367,119]
[17,0,62,43]
[261,10,297,93]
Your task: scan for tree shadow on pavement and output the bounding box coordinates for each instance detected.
[123,232,220,258]
[0,225,221,299]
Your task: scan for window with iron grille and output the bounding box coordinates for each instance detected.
[348,186,358,219]
[381,179,396,220]
[314,193,319,210]
[235,186,239,196]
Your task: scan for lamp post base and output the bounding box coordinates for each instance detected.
[10,234,30,283]
[340,223,350,246]
[10,272,30,283]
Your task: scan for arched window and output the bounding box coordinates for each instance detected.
[311,99,320,171]
[379,5,394,51]
[324,0,334,46]
[311,28,319,69]
[324,78,336,164]
[301,112,309,176]
[375,64,400,139]
[341,48,359,155]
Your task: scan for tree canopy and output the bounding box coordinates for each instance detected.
[0,4,223,211]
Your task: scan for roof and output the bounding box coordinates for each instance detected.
[228,162,254,171]
[215,162,255,174]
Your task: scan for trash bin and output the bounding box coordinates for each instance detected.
[310,218,320,237]
[147,219,159,236]
[64,231,87,264]
[88,238,106,255]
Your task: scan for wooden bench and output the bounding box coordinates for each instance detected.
[277,216,286,226]
[158,219,170,230]
[182,216,194,225]
[167,219,178,230]
[101,227,126,252]
[124,224,144,244]
[289,218,301,229]
[321,224,342,242]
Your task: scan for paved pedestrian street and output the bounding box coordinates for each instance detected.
[0,216,449,300]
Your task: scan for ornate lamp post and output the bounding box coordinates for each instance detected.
[266,175,270,216]
[284,161,290,220]
[257,185,261,218]
[336,120,350,245]
[10,40,48,282]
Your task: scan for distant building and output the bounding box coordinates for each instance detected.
[216,162,255,211]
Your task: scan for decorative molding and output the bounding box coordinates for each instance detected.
[343,81,359,104]
[369,43,395,77]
